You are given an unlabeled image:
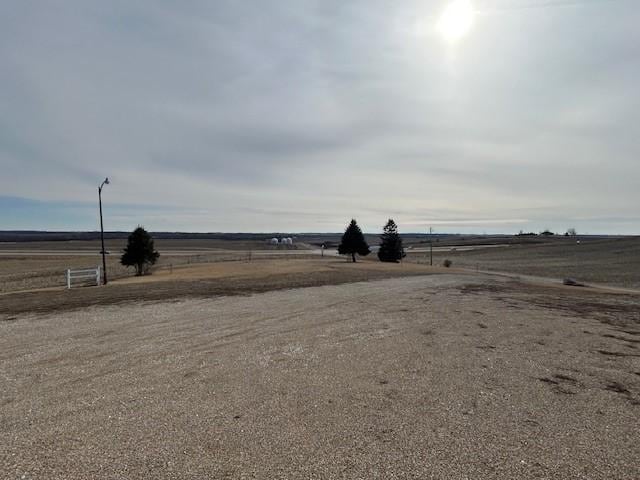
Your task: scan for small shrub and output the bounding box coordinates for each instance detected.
[443,259,452,268]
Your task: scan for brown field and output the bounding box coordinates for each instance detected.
[406,237,640,289]
[0,238,309,253]
[0,258,445,317]
[2,236,639,295]
[1,237,639,478]
[0,239,313,294]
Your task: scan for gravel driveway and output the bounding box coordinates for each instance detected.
[1,274,639,479]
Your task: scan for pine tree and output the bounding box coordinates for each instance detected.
[377,219,405,263]
[338,219,370,263]
[120,226,160,276]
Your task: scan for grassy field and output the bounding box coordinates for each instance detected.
[0,239,313,294]
[2,236,639,295]
[0,258,448,317]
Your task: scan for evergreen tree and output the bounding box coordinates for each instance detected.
[120,226,160,276]
[377,219,405,263]
[338,219,370,262]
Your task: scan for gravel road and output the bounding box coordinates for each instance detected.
[1,274,639,479]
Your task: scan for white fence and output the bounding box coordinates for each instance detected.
[66,267,101,289]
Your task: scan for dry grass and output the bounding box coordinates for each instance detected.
[0,258,449,318]
[0,255,129,293]
[4,236,639,293]
[0,251,296,294]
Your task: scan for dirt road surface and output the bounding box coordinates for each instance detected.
[1,274,639,479]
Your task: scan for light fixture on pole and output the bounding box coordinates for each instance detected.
[98,177,110,285]
[429,227,433,266]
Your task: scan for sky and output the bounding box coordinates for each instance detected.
[1,0,638,234]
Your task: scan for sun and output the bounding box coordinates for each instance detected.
[437,0,475,42]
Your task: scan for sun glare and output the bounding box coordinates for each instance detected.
[437,0,475,42]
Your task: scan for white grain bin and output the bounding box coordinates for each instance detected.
[270,237,279,245]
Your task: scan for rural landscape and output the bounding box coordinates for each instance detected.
[2,0,640,478]
[1,229,639,478]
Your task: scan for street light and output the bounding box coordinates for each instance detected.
[98,177,110,285]
[429,227,433,266]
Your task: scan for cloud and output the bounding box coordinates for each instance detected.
[0,0,639,233]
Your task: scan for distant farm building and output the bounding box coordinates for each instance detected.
[267,237,294,246]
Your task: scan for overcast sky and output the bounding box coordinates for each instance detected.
[1,0,638,234]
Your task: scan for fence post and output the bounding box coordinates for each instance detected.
[67,269,71,289]
[96,266,101,286]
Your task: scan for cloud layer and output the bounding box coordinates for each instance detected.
[1,0,638,233]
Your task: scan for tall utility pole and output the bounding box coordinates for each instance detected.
[98,177,110,285]
[429,227,433,266]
